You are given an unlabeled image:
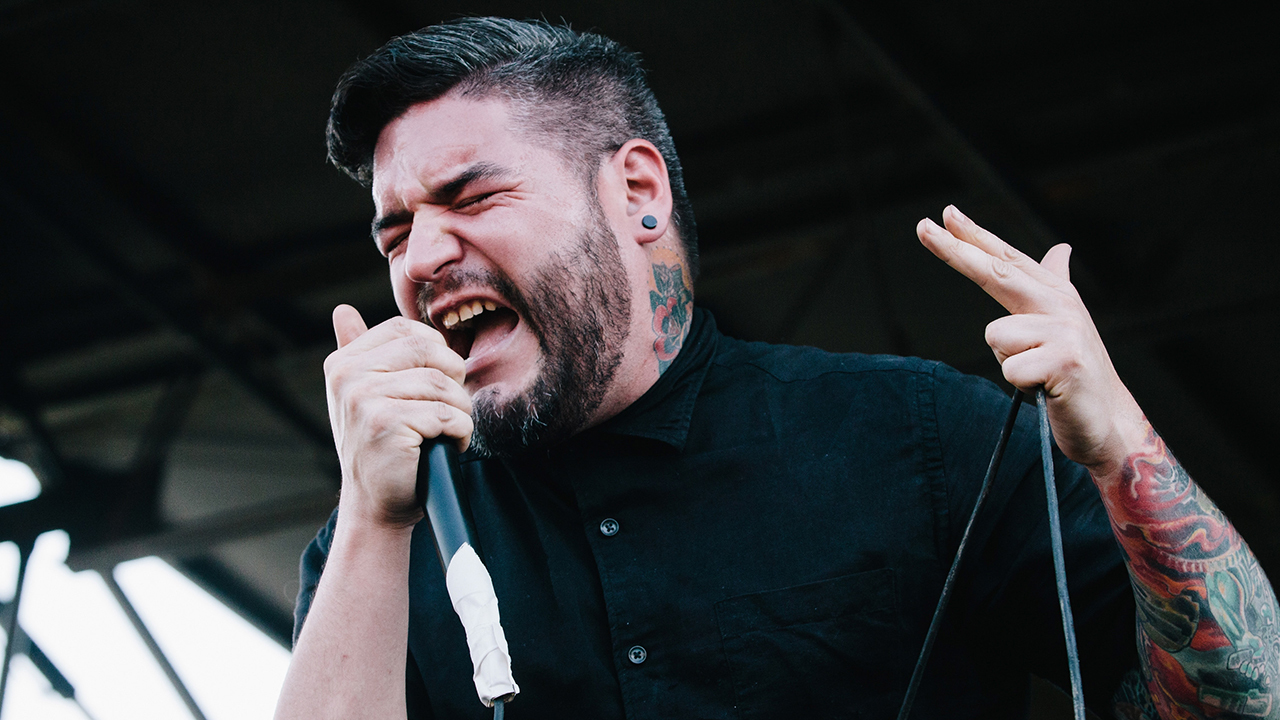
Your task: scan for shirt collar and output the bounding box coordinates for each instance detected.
[587,307,718,451]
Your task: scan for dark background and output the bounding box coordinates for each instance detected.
[1,1,1276,716]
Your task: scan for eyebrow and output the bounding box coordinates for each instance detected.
[371,210,413,240]
[370,161,511,240]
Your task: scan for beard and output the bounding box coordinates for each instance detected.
[419,203,632,459]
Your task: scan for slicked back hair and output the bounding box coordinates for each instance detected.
[327,17,699,280]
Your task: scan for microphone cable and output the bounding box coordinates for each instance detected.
[896,388,1085,720]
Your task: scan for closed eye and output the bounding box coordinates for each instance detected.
[381,232,409,257]
[455,191,502,212]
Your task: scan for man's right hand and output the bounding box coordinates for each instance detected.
[324,304,473,529]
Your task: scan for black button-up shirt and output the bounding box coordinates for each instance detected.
[296,309,1137,719]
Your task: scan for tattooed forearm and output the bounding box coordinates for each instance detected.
[1114,668,1161,720]
[649,260,693,374]
[1098,425,1280,719]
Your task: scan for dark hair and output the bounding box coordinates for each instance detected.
[327,17,699,280]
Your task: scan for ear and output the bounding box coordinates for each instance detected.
[601,139,672,245]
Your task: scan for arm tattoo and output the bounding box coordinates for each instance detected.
[649,261,693,375]
[1114,668,1161,720]
[1100,426,1280,718]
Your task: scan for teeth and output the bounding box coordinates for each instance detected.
[441,300,498,330]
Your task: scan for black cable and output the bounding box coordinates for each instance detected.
[896,390,1025,720]
[1036,388,1085,720]
[494,697,505,720]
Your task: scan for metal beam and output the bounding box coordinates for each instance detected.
[177,557,295,649]
[0,538,32,714]
[0,100,335,455]
[103,572,208,720]
[0,174,334,454]
[66,491,336,572]
[0,352,68,493]
[25,355,207,407]
[0,598,77,703]
[817,1,1068,260]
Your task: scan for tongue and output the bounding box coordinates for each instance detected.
[468,309,519,360]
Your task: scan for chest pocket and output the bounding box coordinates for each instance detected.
[715,568,899,720]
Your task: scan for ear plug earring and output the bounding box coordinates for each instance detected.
[641,214,658,229]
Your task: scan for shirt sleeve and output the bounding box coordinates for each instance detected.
[930,364,1138,713]
[293,507,339,646]
[405,650,434,720]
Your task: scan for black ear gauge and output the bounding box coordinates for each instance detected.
[641,214,658,229]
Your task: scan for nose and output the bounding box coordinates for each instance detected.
[402,211,464,283]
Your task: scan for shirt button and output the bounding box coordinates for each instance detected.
[599,518,620,536]
[628,645,647,664]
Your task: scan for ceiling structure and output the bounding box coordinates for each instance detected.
[1,0,1276,716]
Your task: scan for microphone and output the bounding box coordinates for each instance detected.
[416,439,474,570]
[416,438,519,710]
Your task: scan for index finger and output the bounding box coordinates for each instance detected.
[916,216,1057,315]
[942,206,1064,287]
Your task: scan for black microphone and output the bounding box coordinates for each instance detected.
[415,437,520,712]
[415,438,475,572]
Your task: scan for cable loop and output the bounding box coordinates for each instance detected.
[897,388,1085,720]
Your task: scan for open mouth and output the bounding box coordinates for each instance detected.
[437,298,520,361]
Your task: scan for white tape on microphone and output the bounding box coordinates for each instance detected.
[444,543,520,707]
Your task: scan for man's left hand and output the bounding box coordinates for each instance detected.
[916,205,1147,478]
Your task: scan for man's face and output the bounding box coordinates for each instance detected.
[371,95,632,456]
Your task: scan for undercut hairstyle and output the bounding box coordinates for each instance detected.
[327,17,699,280]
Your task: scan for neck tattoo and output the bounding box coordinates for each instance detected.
[648,257,693,375]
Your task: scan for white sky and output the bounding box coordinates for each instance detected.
[0,458,291,720]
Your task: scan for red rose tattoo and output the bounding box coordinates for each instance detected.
[649,262,692,374]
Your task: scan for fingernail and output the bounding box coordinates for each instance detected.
[948,205,969,223]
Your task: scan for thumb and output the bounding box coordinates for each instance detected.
[1040,243,1072,282]
[332,304,369,349]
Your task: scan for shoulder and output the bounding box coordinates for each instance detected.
[712,334,938,379]
[708,333,978,391]
[691,333,996,445]
[700,333,1016,437]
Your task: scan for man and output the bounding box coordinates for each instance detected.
[275,17,1279,720]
